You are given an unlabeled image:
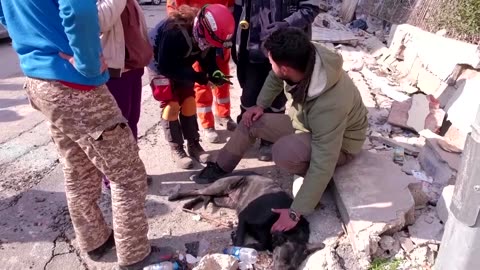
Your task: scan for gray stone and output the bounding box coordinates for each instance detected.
[399,237,415,253]
[402,158,421,175]
[193,254,239,270]
[419,138,460,185]
[333,151,416,267]
[408,182,430,208]
[436,185,455,223]
[379,235,400,256]
[408,212,444,246]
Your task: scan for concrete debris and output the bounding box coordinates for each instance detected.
[370,135,420,156]
[417,69,443,95]
[398,236,415,254]
[418,138,461,185]
[439,126,466,153]
[337,45,365,72]
[311,28,359,46]
[408,211,444,246]
[410,246,429,265]
[333,150,415,267]
[436,185,455,224]
[378,235,400,257]
[362,67,410,102]
[361,36,387,58]
[387,94,445,133]
[407,182,430,208]
[401,158,421,175]
[313,13,350,31]
[192,254,239,270]
[411,170,433,184]
[407,94,430,132]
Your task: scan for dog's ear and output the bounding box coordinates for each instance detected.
[305,242,326,255]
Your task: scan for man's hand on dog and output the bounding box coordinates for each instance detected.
[271,208,299,232]
[242,106,264,127]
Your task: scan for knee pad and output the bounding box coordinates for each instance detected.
[162,101,180,121]
[181,96,196,117]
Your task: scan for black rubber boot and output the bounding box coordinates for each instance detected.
[161,119,194,169]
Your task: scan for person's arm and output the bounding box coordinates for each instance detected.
[198,48,220,76]
[0,2,7,27]
[97,0,127,33]
[156,28,207,84]
[256,70,284,108]
[58,0,104,78]
[283,0,321,28]
[290,101,348,216]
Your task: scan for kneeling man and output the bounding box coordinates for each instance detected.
[191,28,368,231]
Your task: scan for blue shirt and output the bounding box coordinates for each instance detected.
[0,0,109,86]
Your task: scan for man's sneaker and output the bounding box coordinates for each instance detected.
[204,128,220,143]
[216,116,237,131]
[187,140,210,164]
[87,232,115,261]
[115,246,175,270]
[171,145,194,169]
[190,162,228,184]
[258,142,273,161]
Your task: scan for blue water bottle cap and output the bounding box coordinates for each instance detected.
[173,262,180,270]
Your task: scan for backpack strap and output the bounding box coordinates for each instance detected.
[179,27,193,58]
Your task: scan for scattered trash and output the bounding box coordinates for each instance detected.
[412,170,433,183]
[193,254,238,270]
[393,147,405,165]
[186,254,199,264]
[223,246,258,265]
[143,261,180,270]
[192,215,201,222]
[238,261,254,270]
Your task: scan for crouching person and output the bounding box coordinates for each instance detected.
[191,28,368,231]
[147,4,235,169]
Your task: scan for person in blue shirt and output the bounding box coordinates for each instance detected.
[0,1,167,269]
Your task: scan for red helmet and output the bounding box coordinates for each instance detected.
[194,4,235,48]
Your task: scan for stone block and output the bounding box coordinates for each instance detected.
[408,211,444,246]
[436,185,455,224]
[417,69,442,95]
[333,151,416,266]
[418,138,461,185]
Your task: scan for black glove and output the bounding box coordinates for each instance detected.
[209,70,233,86]
[195,71,209,85]
[265,21,289,35]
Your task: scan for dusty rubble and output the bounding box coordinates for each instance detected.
[307,4,479,268]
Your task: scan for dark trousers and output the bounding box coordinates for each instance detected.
[237,62,287,145]
[106,68,144,140]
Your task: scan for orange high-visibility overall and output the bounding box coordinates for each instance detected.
[167,0,233,129]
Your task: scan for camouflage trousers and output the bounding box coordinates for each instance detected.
[24,78,150,265]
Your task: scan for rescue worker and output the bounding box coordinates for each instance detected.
[148,4,234,169]
[167,0,237,143]
[232,0,321,160]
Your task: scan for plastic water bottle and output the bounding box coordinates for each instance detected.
[143,261,179,270]
[223,246,258,264]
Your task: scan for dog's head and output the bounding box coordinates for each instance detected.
[272,233,325,270]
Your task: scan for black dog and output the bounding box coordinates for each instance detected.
[168,174,325,269]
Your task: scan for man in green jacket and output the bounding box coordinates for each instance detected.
[191,28,368,231]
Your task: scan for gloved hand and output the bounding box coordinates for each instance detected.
[209,70,233,86]
[265,21,289,35]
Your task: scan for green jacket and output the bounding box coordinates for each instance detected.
[257,42,368,215]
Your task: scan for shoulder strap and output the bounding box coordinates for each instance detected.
[179,27,193,58]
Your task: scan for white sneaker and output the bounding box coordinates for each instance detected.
[204,128,220,143]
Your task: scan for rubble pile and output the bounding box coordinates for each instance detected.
[308,5,479,269]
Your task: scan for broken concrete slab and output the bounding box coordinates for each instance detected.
[387,95,445,134]
[407,94,430,132]
[361,36,387,58]
[408,211,444,246]
[361,67,410,102]
[436,185,455,224]
[407,182,430,208]
[418,138,461,185]
[402,158,421,175]
[333,150,416,267]
[311,28,360,46]
[417,69,443,95]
